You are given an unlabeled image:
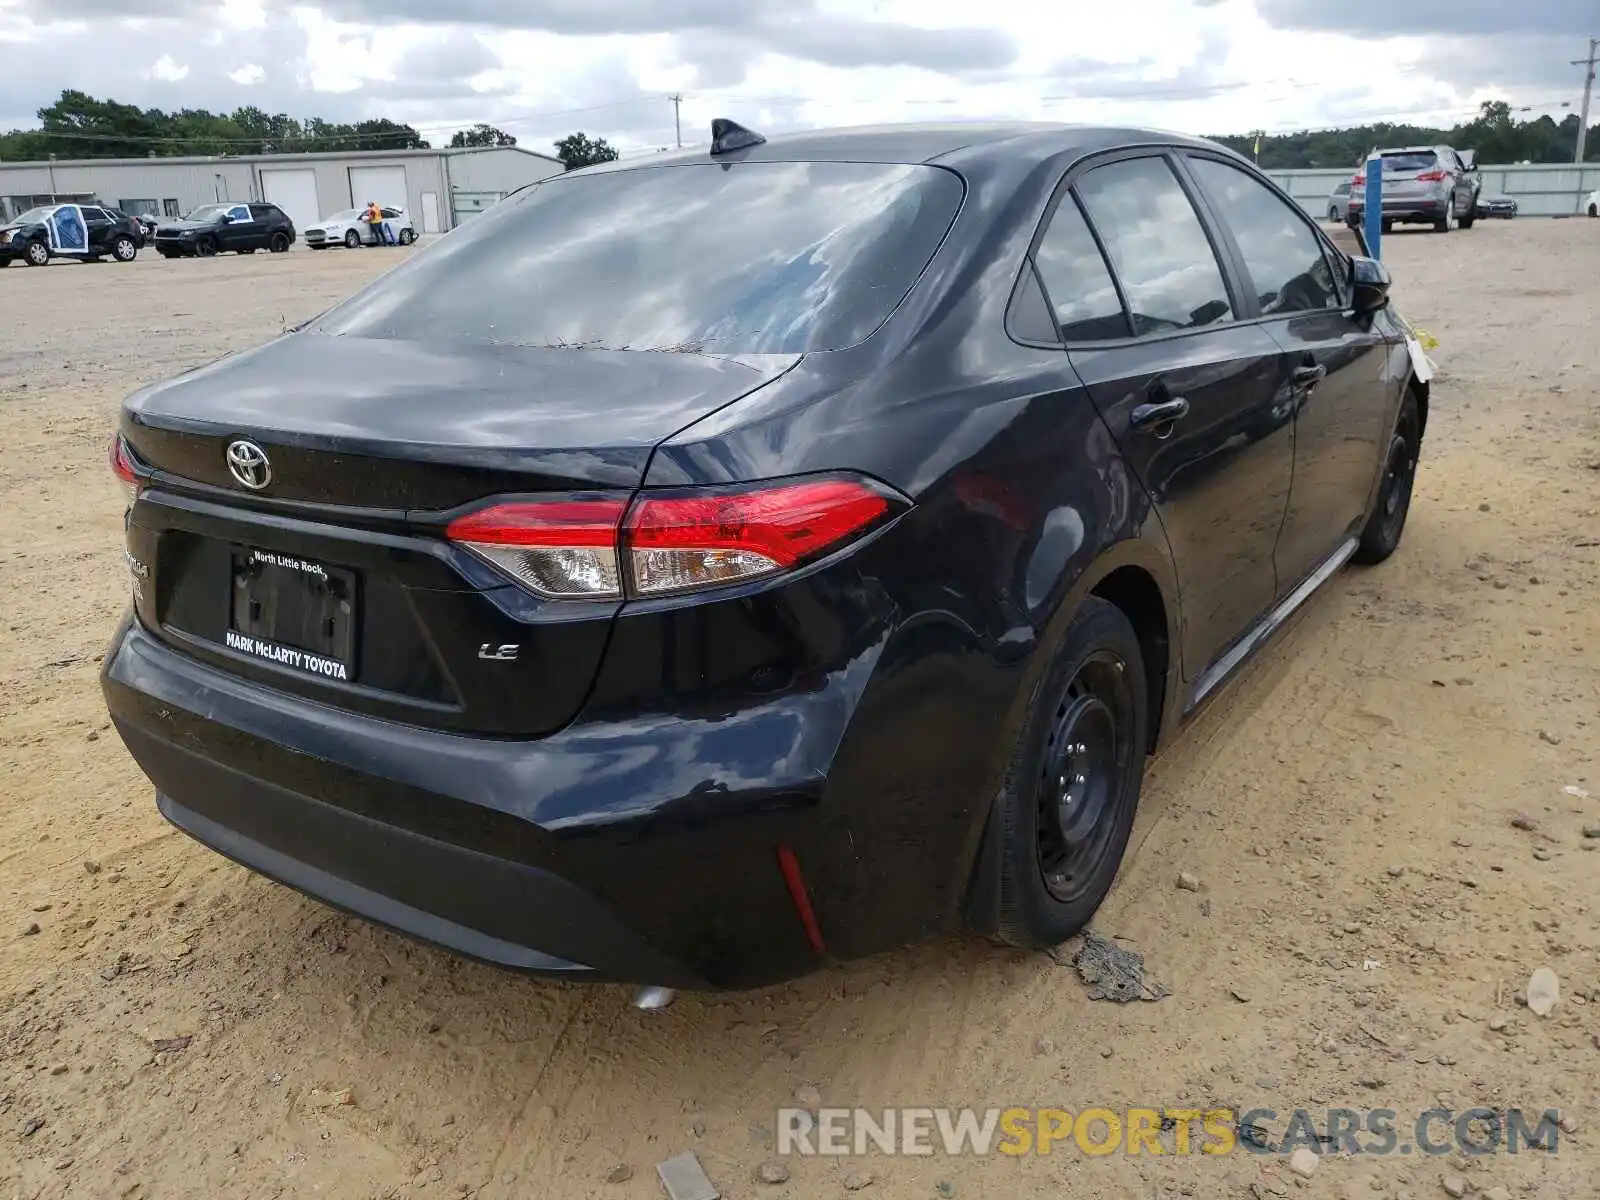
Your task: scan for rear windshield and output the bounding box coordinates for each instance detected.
[1380,151,1438,172]
[308,161,965,354]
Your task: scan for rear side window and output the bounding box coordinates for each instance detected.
[309,161,965,354]
[1073,157,1234,336]
[1031,195,1128,341]
[1188,158,1340,315]
[1334,182,1350,196]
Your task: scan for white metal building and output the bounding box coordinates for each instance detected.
[0,145,564,232]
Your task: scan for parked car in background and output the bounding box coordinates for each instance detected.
[1476,194,1518,219]
[125,213,159,244]
[103,120,1428,994]
[1326,180,1351,222]
[0,203,143,266]
[1347,145,1480,233]
[154,203,294,258]
[304,206,417,249]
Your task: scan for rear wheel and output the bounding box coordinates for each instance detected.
[398,228,416,245]
[23,239,49,267]
[269,231,291,253]
[1433,202,1455,233]
[1381,218,1394,234]
[1355,393,1421,565]
[112,235,138,262]
[1589,202,1598,218]
[994,597,1147,948]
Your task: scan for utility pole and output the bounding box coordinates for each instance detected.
[1575,37,1598,165]
[670,94,683,148]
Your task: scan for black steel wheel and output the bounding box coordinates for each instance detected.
[993,596,1148,948]
[1035,650,1136,905]
[196,237,217,257]
[269,231,291,253]
[1355,393,1421,565]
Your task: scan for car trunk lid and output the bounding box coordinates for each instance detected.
[119,334,799,736]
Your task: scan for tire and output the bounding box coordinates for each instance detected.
[993,596,1148,949]
[1433,201,1455,233]
[23,239,49,267]
[1354,392,1421,566]
[158,250,178,259]
[196,237,217,258]
[1381,218,1394,234]
[344,230,361,249]
[1589,203,1598,218]
[269,231,291,253]
[1458,207,1476,230]
[398,228,416,245]
[112,235,137,262]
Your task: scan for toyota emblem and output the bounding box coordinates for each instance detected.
[225,439,272,490]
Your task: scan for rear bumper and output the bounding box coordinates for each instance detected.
[1347,198,1448,221]
[102,614,846,990]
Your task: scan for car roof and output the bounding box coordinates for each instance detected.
[1377,145,1441,154]
[574,121,1234,177]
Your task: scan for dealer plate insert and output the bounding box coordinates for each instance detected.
[227,548,358,682]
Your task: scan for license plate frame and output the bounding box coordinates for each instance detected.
[226,548,358,683]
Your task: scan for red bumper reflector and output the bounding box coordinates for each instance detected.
[776,845,826,955]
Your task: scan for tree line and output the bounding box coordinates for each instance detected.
[1209,102,1600,169]
[0,90,620,171]
[5,91,1592,174]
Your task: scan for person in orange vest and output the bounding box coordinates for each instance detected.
[364,200,392,246]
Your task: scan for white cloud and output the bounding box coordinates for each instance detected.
[148,53,189,82]
[2,0,1590,154]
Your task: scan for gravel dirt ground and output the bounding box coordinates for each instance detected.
[1,224,1597,1200]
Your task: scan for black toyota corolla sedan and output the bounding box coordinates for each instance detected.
[102,120,1427,992]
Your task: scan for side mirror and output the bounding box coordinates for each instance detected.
[1350,255,1391,314]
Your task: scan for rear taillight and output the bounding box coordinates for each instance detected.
[626,479,890,596]
[109,433,141,508]
[446,498,627,599]
[1352,173,1365,186]
[445,476,903,601]
[1416,169,1447,182]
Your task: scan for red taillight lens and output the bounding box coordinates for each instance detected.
[1416,169,1446,182]
[625,479,891,596]
[444,477,901,601]
[1352,173,1365,186]
[445,498,626,599]
[109,433,140,507]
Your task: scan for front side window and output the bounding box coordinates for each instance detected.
[1031,194,1128,341]
[1188,158,1339,315]
[1073,157,1234,336]
[309,161,965,355]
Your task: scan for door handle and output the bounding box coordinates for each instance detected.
[1291,363,1327,387]
[1130,397,1191,431]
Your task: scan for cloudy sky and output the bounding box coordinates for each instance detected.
[0,0,1593,155]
